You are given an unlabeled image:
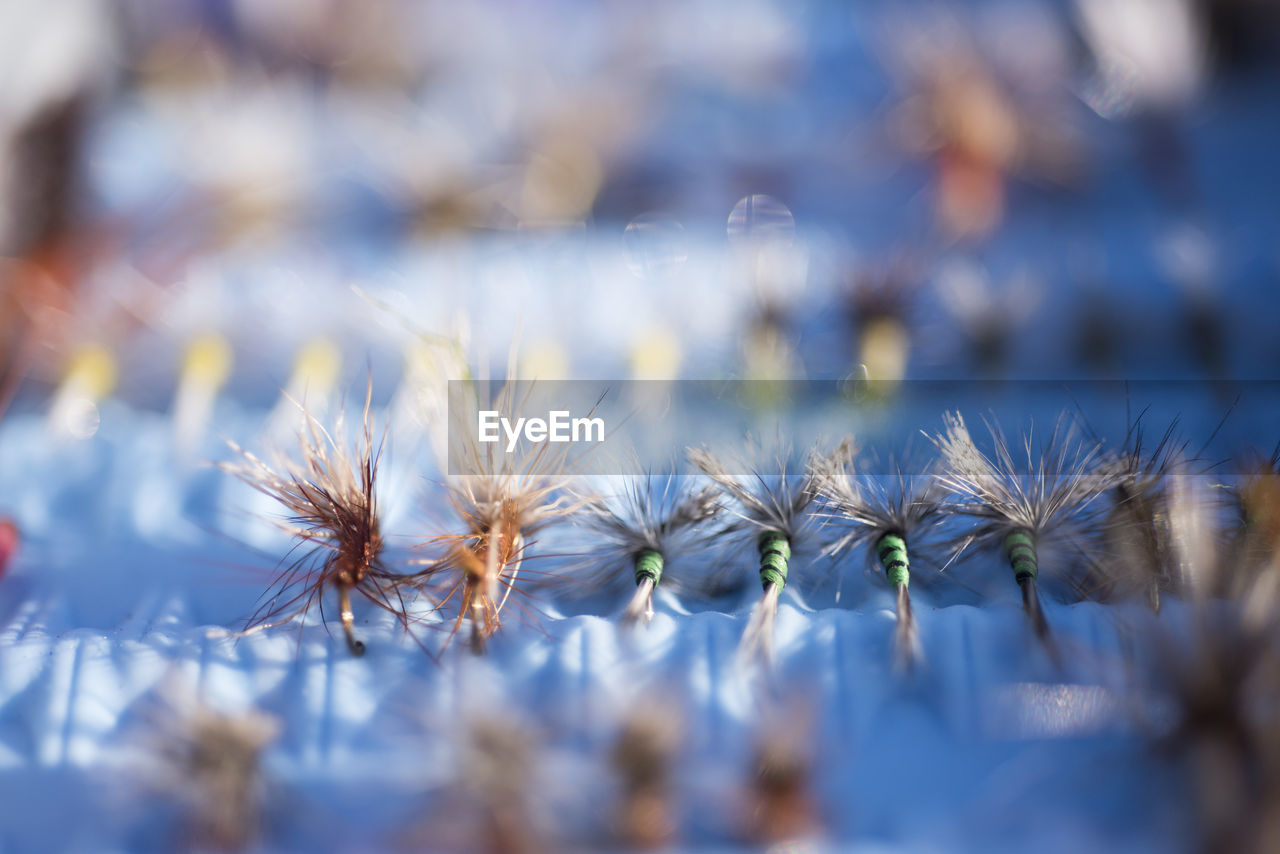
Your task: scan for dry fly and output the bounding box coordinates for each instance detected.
[746,725,820,847]
[153,704,280,853]
[219,385,402,656]
[610,705,681,849]
[462,719,543,854]
[930,412,1117,647]
[577,476,721,625]
[811,439,945,669]
[409,373,588,654]
[1131,476,1280,854]
[1228,444,1280,589]
[1093,417,1193,611]
[688,444,821,665]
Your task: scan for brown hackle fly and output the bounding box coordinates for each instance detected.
[409,375,589,653]
[150,700,280,854]
[219,384,403,656]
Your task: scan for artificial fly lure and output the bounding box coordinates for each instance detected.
[930,412,1117,647]
[1094,417,1192,612]
[881,13,1081,243]
[149,701,280,854]
[1227,444,1280,588]
[1129,475,1280,854]
[1240,465,1280,580]
[463,719,543,854]
[610,706,680,849]
[688,444,821,665]
[219,385,403,656]
[746,725,820,847]
[844,260,920,392]
[577,477,721,625]
[811,440,945,668]
[1083,401,1233,609]
[414,475,570,654]
[408,366,588,654]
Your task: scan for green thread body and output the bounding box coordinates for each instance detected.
[634,548,664,586]
[876,533,910,589]
[1004,529,1039,582]
[758,530,791,591]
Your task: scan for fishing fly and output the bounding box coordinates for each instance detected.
[147,698,279,854]
[576,475,720,625]
[1094,416,1191,611]
[610,704,681,849]
[1127,475,1280,854]
[811,439,945,668]
[409,368,587,654]
[689,443,821,665]
[219,384,404,656]
[931,411,1117,648]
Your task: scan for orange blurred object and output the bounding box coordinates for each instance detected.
[748,735,820,846]
[937,147,1006,242]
